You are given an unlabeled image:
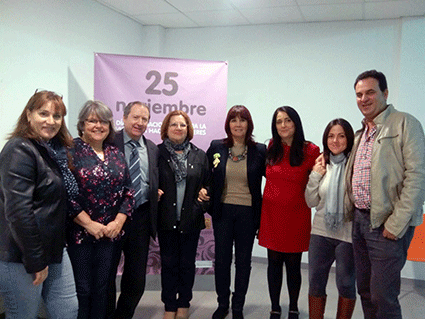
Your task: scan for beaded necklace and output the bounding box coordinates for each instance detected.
[228,145,247,162]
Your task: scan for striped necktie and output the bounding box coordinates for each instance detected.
[129,140,142,208]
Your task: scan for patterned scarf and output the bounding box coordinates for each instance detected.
[45,138,79,200]
[164,138,191,183]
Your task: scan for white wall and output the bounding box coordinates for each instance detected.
[0,0,147,141]
[162,18,425,151]
[161,17,425,280]
[1,0,424,280]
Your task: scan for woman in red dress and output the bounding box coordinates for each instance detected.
[258,106,320,319]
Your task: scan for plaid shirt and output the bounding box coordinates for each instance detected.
[352,123,377,209]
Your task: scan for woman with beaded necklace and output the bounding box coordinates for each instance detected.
[202,105,266,319]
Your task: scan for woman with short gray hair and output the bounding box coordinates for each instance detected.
[67,100,134,319]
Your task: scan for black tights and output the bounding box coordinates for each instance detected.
[267,249,302,313]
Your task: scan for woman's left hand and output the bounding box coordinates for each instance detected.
[104,221,121,239]
[104,213,127,239]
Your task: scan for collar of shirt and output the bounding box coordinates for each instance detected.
[361,119,377,140]
[123,130,145,148]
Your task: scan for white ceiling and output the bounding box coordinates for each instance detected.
[94,0,425,29]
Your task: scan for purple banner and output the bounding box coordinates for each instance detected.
[94,53,228,151]
[94,53,228,274]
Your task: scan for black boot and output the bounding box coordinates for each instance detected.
[232,310,244,319]
[212,306,229,319]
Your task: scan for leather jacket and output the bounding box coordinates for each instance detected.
[0,137,66,273]
[344,105,425,237]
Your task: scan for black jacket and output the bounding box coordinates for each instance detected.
[114,130,159,237]
[206,139,266,230]
[0,137,66,273]
[157,142,210,233]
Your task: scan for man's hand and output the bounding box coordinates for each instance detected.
[383,228,397,240]
[198,187,210,202]
[158,189,164,201]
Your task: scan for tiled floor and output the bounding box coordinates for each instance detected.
[130,259,425,319]
[2,259,423,318]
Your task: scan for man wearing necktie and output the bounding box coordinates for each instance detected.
[108,101,159,319]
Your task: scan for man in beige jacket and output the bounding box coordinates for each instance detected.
[344,70,425,319]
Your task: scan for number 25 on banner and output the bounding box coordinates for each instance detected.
[145,71,178,96]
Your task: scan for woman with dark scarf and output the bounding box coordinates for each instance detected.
[0,90,78,318]
[305,118,356,319]
[157,110,210,319]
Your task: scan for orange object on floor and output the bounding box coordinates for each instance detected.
[407,214,425,262]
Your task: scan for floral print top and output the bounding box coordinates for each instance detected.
[68,138,134,244]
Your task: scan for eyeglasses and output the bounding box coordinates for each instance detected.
[34,89,63,99]
[169,123,187,129]
[85,119,109,126]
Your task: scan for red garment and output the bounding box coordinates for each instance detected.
[259,142,320,253]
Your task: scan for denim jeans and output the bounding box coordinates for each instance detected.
[352,208,415,319]
[0,248,78,319]
[308,234,356,299]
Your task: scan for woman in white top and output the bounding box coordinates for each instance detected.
[305,118,356,319]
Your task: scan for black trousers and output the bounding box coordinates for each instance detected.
[213,204,256,312]
[107,202,151,319]
[68,240,116,319]
[158,227,201,312]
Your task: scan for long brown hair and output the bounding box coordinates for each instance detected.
[10,90,73,147]
[266,106,305,166]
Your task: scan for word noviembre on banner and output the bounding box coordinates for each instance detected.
[115,99,207,116]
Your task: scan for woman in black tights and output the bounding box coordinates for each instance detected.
[258,106,320,319]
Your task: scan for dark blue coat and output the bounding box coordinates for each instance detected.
[206,139,266,230]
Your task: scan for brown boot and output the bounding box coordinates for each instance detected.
[308,295,326,319]
[176,307,189,319]
[336,296,356,319]
[163,311,176,319]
